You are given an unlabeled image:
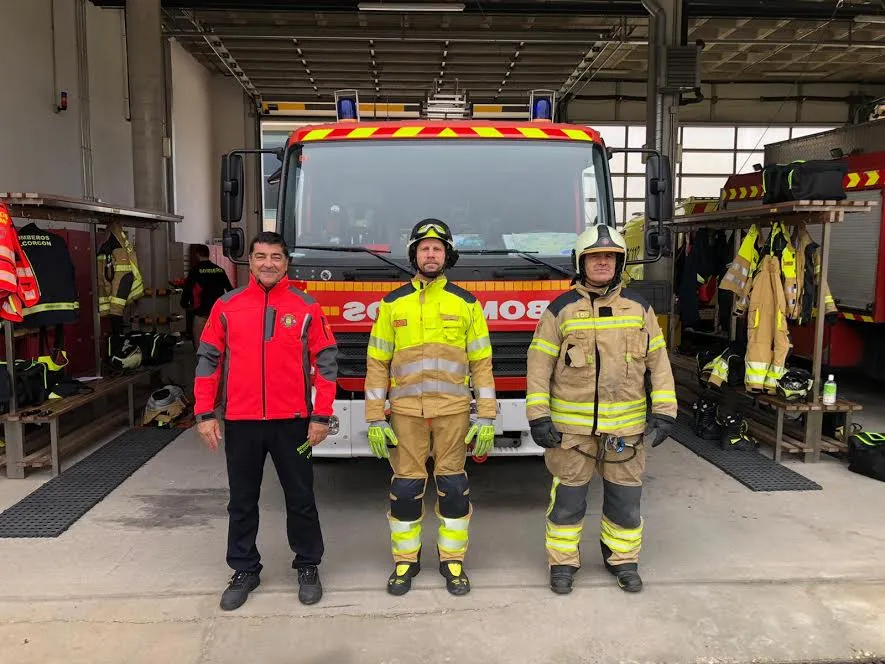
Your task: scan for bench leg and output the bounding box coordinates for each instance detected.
[804,411,823,463]
[774,409,784,464]
[50,418,60,477]
[4,422,25,479]
[128,384,135,429]
[843,411,854,444]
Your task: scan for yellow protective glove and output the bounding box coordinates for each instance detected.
[465,418,496,457]
[367,421,398,459]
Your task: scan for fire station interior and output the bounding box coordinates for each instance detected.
[2,1,885,661]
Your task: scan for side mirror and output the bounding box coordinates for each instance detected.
[220,153,245,224]
[222,227,245,260]
[645,227,672,258]
[645,153,673,223]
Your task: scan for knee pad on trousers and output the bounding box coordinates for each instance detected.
[602,480,642,529]
[548,481,589,525]
[436,473,470,518]
[390,477,426,522]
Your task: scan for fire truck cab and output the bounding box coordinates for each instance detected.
[218,90,673,457]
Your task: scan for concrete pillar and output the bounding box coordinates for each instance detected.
[643,0,683,286]
[125,0,168,304]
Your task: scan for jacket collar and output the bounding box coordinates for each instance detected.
[411,274,447,291]
[248,274,290,294]
[574,280,622,304]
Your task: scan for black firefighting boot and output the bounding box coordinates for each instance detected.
[693,398,721,441]
[387,561,421,596]
[439,561,471,596]
[550,565,578,595]
[613,569,643,593]
[719,413,758,451]
[220,570,260,611]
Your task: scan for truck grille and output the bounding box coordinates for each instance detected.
[333,331,535,379]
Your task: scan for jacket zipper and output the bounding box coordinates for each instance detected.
[590,296,601,436]
[262,289,269,420]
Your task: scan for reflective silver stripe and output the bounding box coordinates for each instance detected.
[475,387,496,399]
[315,346,338,381]
[368,336,394,353]
[389,519,419,533]
[390,381,470,399]
[0,246,14,262]
[467,337,491,353]
[365,388,388,401]
[392,358,467,378]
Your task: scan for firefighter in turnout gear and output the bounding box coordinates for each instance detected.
[364,219,496,597]
[526,225,677,595]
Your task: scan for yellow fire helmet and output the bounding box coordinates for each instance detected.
[573,224,628,284]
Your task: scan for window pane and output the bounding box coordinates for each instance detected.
[735,151,764,173]
[682,126,734,150]
[736,126,790,150]
[790,126,836,139]
[611,177,625,199]
[625,201,645,221]
[681,151,735,175]
[627,125,647,148]
[626,176,646,198]
[595,124,626,149]
[627,151,645,174]
[681,176,726,198]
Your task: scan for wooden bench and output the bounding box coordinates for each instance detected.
[1,367,163,478]
[755,393,863,464]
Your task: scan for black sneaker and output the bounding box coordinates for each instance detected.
[297,565,323,605]
[615,569,643,593]
[439,561,471,596]
[220,570,260,611]
[387,561,421,596]
[549,565,578,595]
[719,414,758,451]
[693,398,721,441]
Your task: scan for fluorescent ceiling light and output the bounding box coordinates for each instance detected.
[854,14,885,24]
[762,71,816,77]
[358,2,465,11]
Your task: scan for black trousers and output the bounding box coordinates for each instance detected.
[224,418,324,573]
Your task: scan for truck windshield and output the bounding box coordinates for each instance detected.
[281,138,611,258]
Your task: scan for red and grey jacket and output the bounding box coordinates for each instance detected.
[194,275,338,423]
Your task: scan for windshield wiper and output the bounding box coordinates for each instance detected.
[291,245,415,279]
[459,249,573,279]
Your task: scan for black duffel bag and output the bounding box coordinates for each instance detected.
[0,360,50,414]
[762,159,848,204]
[847,432,885,482]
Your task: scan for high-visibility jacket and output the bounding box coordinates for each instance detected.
[768,223,799,319]
[364,276,496,422]
[792,223,837,324]
[17,223,79,326]
[0,202,40,322]
[745,255,790,393]
[720,224,760,315]
[97,222,143,317]
[194,276,338,422]
[525,282,676,438]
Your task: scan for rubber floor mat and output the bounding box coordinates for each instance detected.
[671,415,822,492]
[0,427,184,538]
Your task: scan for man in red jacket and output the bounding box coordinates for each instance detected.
[194,231,338,611]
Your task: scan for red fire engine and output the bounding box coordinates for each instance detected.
[218,91,671,457]
[719,120,885,380]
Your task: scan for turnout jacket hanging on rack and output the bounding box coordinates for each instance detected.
[97,222,143,317]
[791,223,837,325]
[17,222,79,326]
[0,201,40,322]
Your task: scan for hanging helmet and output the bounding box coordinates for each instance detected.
[572,224,627,285]
[777,368,814,401]
[407,218,459,270]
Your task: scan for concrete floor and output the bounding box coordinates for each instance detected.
[1,378,884,664]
